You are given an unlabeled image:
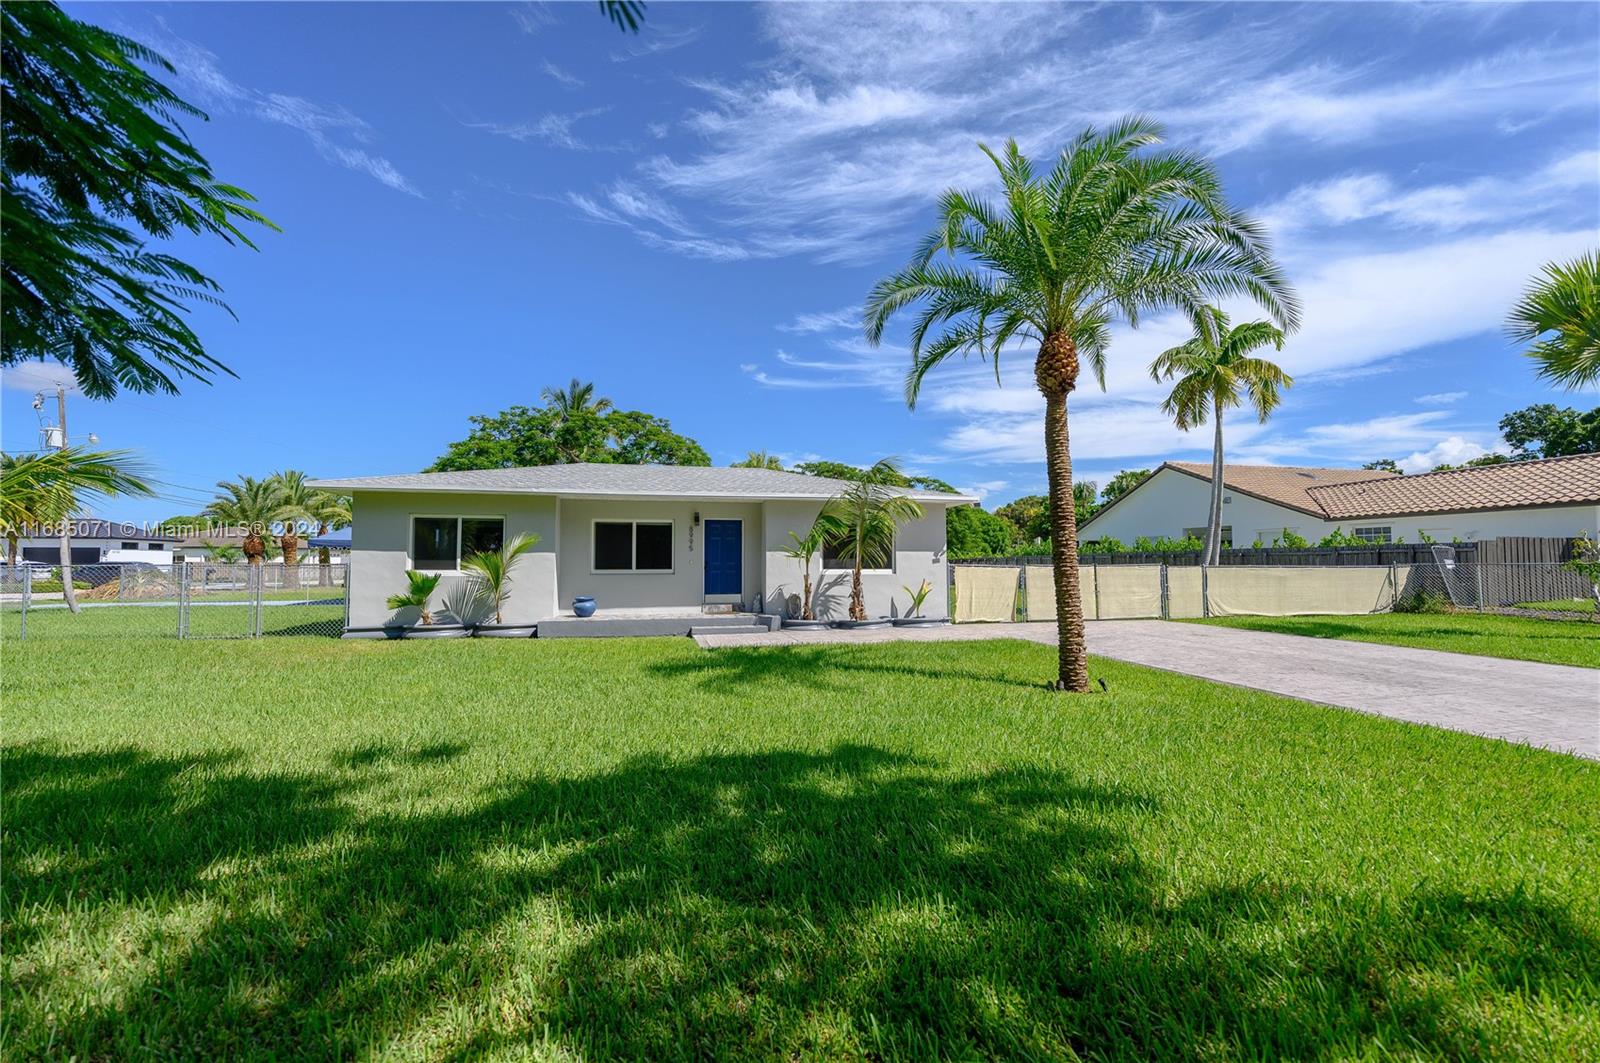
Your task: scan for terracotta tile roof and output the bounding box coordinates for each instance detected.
[1165,462,1399,517]
[1307,453,1600,519]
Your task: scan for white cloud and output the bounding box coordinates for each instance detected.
[469,108,610,151]
[777,307,861,334]
[541,61,584,89]
[1398,437,1498,473]
[611,24,703,62]
[2,362,80,394]
[956,479,1009,503]
[507,3,557,35]
[1415,391,1467,406]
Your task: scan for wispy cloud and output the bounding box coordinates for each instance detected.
[1416,391,1468,406]
[507,3,558,35]
[137,26,420,195]
[541,60,585,89]
[567,181,753,260]
[610,24,703,62]
[468,108,611,151]
[776,307,861,334]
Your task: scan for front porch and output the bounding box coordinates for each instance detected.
[536,605,781,639]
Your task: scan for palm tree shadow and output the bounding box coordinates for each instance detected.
[6,742,1595,1059]
[648,644,1044,693]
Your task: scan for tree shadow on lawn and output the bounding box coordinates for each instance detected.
[1249,617,1600,648]
[4,743,1595,1060]
[647,644,1047,694]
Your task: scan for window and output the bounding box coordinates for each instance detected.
[1183,526,1232,546]
[1353,526,1393,544]
[822,532,894,571]
[411,516,503,570]
[121,541,139,550]
[592,521,673,572]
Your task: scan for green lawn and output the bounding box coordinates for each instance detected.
[1517,597,1597,615]
[2,595,345,639]
[1189,610,1600,668]
[5,636,1597,1060]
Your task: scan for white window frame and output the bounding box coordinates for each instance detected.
[821,532,895,574]
[590,519,675,575]
[409,514,506,572]
[1353,525,1393,544]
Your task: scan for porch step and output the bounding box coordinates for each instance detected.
[701,603,736,614]
[689,624,768,638]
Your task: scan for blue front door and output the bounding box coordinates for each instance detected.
[704,520,741,596]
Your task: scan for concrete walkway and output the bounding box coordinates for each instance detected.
[695,620,1599,759]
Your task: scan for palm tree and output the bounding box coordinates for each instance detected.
[305,491,351,586]
[0,447,152,611]
[819,459,924,621]
[462,533,541,624]
[204,476,287,567]
[731,450,784,470]
[865,118,1297,690]
[1150,306,1291,565]
[541,378,613,421]
[779,513,843,621]
[270,469,319,587]
[386,570,442,625]
[1073,481,1098,527]
[1508,250,1599,389]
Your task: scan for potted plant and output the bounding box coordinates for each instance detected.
[891,578,946,627]
[779,516,840,630]
[821,459,923,629]
[463,533,541,637]
[385,570,469,638]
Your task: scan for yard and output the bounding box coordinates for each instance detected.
[5,635,1597,1060]
[1190,610,1600,668]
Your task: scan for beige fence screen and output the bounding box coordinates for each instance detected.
[1093,565,1164,619]
[1165,567,1205,619]
[1023,565,1101,621]
[953,565,1019,622]
[1206,565,1405,617]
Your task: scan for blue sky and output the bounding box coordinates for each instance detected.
[5,1,1597,524]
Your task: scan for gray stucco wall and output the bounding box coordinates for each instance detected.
[556,498,765,610]
[347,490,558,627]
[762,500,950,620]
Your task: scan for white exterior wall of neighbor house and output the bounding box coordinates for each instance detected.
[557,497,765,609]
[762,499,951,620]
[346,490,559,627]
[1079,467,1600,546]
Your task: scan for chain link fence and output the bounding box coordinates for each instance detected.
[949,555,1597,623]
[1,561,348,641]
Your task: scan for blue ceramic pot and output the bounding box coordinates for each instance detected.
[572,595,597,618]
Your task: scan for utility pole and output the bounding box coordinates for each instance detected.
[54,385,82,614]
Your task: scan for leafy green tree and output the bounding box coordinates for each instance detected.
[1151,306,1290,564]
[819,460,925,621]
[1362,459,1402,474]
[945,505,1016,557]
[867,119,1298,690]
[731,451,784,470]
[0,447,152,610]
[1100,469,1152,506]
[995,494,1049,544]
[1508,250,1598,389]
[1498,403,1600,459]
[204,475,288,566]
[541,379,612,422]
[429,404,709,470]
[1,2,276,398]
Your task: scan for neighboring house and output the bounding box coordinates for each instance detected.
[1079,454,1600,546]
[171,525,347,566]
[13,519,181,566]
[308,464,975,628]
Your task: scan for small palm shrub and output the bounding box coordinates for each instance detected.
[387,570,442,624]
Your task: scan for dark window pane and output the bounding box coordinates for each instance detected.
[823,531,892,570]
[822,532,849,569]
[462,518,504,559]
[635,522,673,570]
[414,517,458,569]
[594,522,633,570]
[121,542,138,550]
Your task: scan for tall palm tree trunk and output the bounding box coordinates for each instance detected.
[801,563,814,621]
[1043,392,1090,692]
[280,533,299,588]
[1207,408,1225,566]
[850,559,866,621]
[58,527,80,614]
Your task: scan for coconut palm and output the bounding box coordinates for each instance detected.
[305,490,351,586]
[1150,306,1290,564]
[865,118,1297,690]
[0,447,152,611]
[731,450,785,470]
[779,513,843,621]
[1508,250,1599,389]
[819,459,924,621]
[269,469,319,587]
[204,475,287,567]
[386,570,442,625]
[462,533,541,624]
[541,378,613,421]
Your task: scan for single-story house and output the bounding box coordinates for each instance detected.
[1079,453,1600,546]
[11,519,181,567]
[307,464,976,629]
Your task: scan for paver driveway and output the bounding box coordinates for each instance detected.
[695,619,1599,758]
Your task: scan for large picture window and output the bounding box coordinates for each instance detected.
[822,532,894,572]
[593,520,673,572]
[412,516,504,570]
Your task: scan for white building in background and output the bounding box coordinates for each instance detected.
[12,519,181,566]
[1079,454,1600,547]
